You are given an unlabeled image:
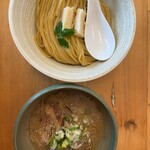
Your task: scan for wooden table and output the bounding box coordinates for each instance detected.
[0,0,149,149]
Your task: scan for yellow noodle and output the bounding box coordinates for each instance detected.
[35,0,111,66]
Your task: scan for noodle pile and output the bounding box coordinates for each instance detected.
[35,0,111,66]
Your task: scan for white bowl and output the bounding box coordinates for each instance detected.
[9,0,136,82]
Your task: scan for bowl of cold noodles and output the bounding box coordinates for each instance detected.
[14,84,118,150]
[9,0,136,82]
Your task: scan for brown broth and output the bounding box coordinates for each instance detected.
[29,90,104,150]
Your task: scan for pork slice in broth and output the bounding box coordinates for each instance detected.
[45,104,64,130]
[29,114,54,146]
[30,102,65,146]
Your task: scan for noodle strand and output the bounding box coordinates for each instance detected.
[35,0,111,66]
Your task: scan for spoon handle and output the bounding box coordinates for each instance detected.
[87,0,102,13]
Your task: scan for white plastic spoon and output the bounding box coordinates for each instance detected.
[85,0,115,61]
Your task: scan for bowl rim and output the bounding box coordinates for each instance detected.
[14,83,118,150]
[8,0,136,82]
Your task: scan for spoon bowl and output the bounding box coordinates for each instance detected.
[85,0,115,61]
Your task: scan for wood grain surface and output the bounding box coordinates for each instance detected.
[148,7,150,150]
[147,107,150,150]
[149,13,150,105]
[0,0,149,150]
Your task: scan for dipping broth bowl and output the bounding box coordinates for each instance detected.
[14,84,118,150]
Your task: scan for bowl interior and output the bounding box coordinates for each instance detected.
[9,0,135,82]
[14,86,117,150]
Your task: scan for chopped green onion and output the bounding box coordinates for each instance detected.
[55,130,65,141]
[50,137,57,150]
[62,139,69,148]
[49,114,90,150]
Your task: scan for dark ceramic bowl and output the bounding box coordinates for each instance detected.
[14,84,118,150]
